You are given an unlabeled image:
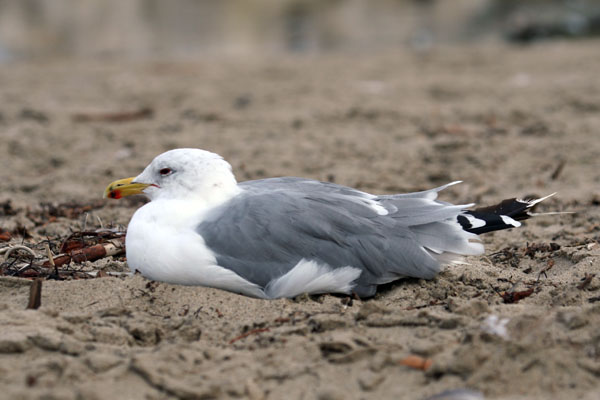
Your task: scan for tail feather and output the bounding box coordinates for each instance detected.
[458,193,556,235]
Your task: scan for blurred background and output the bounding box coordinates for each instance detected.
[0,0,599,61]
[0,0,598,206]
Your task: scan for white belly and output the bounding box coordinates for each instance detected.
[125,199,362,299]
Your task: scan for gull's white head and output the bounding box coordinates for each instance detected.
[104,148,239,203]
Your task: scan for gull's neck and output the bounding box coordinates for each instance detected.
[191,171,242,210]
[145,169,242,228]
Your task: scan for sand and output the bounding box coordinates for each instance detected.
[1,41,599,400]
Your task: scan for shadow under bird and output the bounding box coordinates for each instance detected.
[104,148,557,299]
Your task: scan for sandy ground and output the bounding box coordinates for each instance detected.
[1,41,599,400]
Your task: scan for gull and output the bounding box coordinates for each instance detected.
[104,148,555,299]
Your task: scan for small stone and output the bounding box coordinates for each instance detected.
[91,326,132,345]
[0,333,30,353]
[358,371,385,391]
[61,313,91,324]
[43,308,60,318]
[318,388,346,400]
[98,307,131,318]
[424,388,485,400]
[452,299,490,317]
[355,302,390,321]
[438,317,463,330]
[85,353,123,373]
[556,310,588,330]
[409,341,444,357]
[126,322,162,345]
[29,334,61,351]
[365,315,428,328]
[369,351,393,372]
[59,338,84,355]
[309,315,347,332]
[175,320,202,342]
[577,359,600,377]
[19,108,49,123]
[244,378,265,400]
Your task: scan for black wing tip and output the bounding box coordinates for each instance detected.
[461,192,561,235]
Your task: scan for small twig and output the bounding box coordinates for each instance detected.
[72,107,153,123]
[229,328,270,344]
[492,282,536,304]
[45,243,58,277]
[404,300,444,310]
[537,259,555,281]
[27,278,42,309]
[500,287,534,304]
[577,273,596,290]
[550,159,566,181]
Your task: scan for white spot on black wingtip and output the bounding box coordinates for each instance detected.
[500,215,521,228]
[463,214,486,229]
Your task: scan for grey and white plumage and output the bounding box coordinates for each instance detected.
[104,148,552,299]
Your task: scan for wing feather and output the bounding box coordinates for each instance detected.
[197,178,475,297]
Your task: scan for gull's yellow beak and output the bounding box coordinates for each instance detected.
[103,177,150,199]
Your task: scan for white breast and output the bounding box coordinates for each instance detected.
[125,199,266,298]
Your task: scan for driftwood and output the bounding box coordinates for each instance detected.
[229,328,270,344]
[72,107,153,123]
[27,279,42,309]
[0,230,11,241]
[398,355,433,371]
[42,238,125,268]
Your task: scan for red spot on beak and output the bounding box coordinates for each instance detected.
[110,190,122,199]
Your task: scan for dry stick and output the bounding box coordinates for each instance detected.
[27,279,42,309]
[229,328,270,344]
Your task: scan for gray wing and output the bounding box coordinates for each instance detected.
[197,178,480,297]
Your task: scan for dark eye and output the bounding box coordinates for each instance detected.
[159,168,173,176]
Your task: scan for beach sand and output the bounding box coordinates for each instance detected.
[1,41,599,399]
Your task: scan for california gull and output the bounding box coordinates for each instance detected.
[104,148,554,298]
